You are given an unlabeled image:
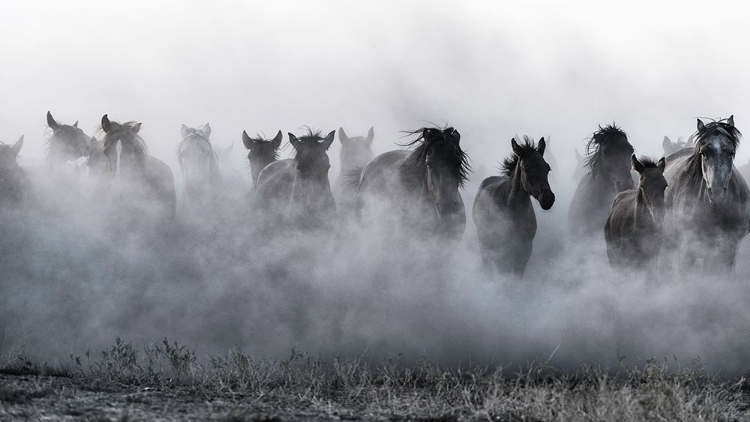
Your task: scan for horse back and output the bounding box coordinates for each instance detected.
[358,150,410,195]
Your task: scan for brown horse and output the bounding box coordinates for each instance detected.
[604,155,667,268]
[46,111,95,170]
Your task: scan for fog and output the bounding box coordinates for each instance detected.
[2,0,750,375]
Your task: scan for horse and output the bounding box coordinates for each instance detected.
[335,127,374,192]
[0,136,27,208]
[46,111,95,170]
[95,114,176,222]
[242,130,282,185]
[350,126,469,241]
[568,124,634,238]
[473,136,554,277]
[253,128,336,229]
[604,155,667,268]
[662,136,689,157]
[176,123,222,209]
[663,117,750,272]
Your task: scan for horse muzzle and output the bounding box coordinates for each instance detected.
[537,191,555,210]
[707,186,729,205]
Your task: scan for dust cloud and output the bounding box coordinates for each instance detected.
[1,1,750,375]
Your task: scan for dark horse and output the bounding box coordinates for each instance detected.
[604,155,667,268]
[350,126,469,241]
[0,136,27,207]
[663,117,750,272]
[95,115,176,222]
[46,111,95,170]
[242,130,282,185]
[253,129,336,229]
[568,124,634,238]
[473,137,554,277]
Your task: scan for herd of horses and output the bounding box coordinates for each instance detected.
[1,111,749,278]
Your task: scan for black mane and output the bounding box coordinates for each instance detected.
[400,126,471,187]
[691,118,742,150]
[501,136,538,177]
[585,123,631,175]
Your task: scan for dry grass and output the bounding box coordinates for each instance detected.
[2,338,749,421]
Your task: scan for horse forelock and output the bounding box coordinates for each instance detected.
[400,126,470,187]
[501,135,540,177]
[691,120,741,151]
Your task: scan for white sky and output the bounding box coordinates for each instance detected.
[1,0,748,174]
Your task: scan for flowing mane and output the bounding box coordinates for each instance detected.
[501,135,538,177]
[584,123,631,175]
[400,126,470,187]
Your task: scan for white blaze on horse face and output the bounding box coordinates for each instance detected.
[115,140,122,179]
[701,137,734,204]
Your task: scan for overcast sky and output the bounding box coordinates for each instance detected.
[1,0,748,173]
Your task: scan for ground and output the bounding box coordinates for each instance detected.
[1,340,749,421]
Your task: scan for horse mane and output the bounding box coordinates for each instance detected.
[97,121,149,155]
[501,136,538,177]
[690,118,742,150]
[400,125,471,187]
[636,156,660,169]
[585,123,631,175]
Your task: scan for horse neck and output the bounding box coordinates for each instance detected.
[634,187,654,227]
[506,165,531,208]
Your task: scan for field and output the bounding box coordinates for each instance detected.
[1,339,749,421]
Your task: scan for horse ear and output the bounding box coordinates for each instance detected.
[728,115,735,127]
[271,130,283,149]
[631,154,644,173]
[181,124,190,139]
[101,114,112,133]
[203,123,212,138]
[657,157,666,172]
[242,130,253,149]
[537,137,546,156]
[451,129,461,144]
[338,127,349,145]
[662,136,671,150]
[366,127,374,145]
[511,138,523,156]
[132,122,142,133]
[12,135,24,155]
[323,130,336,150]
[697,118,705,132]
[289,133,301,150]
[47,111,59,130]
[73,121,78,128]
